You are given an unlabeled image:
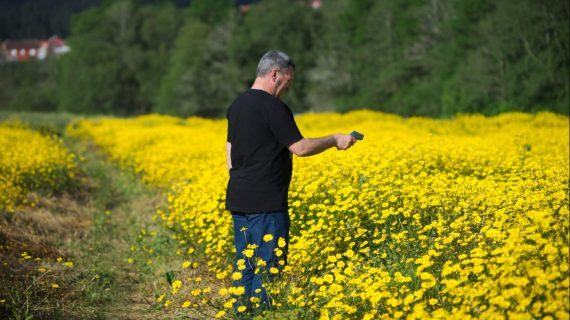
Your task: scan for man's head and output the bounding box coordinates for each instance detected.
[254,50,295,99]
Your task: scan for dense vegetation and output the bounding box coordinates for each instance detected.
[0,0,100,39]
[1,0,568,118]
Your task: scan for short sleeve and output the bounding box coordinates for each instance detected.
[226,108,232,143]
[227,120,233,143]
[266,104,304,147]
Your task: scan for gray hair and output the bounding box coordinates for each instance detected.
[256,50,295,77]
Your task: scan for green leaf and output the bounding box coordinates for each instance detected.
[165,271,175,286]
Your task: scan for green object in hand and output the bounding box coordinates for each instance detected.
[350,130,364,140]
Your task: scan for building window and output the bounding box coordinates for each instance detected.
[20,49,26,55]
[11,49,17,56]
[30,48,37,56]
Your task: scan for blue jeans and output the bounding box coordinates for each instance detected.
[230,210,290,314]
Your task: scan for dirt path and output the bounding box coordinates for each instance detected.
[64,137,211,319]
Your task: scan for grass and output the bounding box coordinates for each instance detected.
[0,111,85,137]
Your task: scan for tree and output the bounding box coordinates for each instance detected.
[228,0,320,112]
[154,0,234,117]
[57,0,183,115]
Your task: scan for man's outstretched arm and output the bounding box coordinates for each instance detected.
[226,142,232,170]
[288,133,356,157]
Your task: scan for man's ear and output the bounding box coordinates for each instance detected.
[271,68,279,82]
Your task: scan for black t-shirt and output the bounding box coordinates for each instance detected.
[225,88,304,213]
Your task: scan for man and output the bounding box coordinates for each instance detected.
[225,50,356,313]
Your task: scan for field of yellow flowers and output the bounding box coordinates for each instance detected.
[0,121,78,213]
[66,110,569,319]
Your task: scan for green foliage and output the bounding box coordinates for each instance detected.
[154,18,212,117]
[3,0,569,117]
[228,0,320,112]
[57,0,184,115]
[0,0,99,39]
[441,0,570,116]
[0,111,85,136]
[0,60,58,112]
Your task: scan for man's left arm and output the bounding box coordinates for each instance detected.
[226,141,232,170]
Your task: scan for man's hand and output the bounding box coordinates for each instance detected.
[334,134,357,150]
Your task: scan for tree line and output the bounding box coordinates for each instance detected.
[1,0,568,118]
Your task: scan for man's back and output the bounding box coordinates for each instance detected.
[226,88,304,213]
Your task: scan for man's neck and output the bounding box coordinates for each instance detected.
[251,78,276,97]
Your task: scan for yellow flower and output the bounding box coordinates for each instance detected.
[228,286,245,296]
[344,249,355,259]
[171,280,182,295]
[0,125,78,214]
[223,299,235,309]
[363,313,376,320]
[69,110,569,319]
[237,306,247,313]
[278,237,287,248]
[243,249,254,258]
[263,234,274,242]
